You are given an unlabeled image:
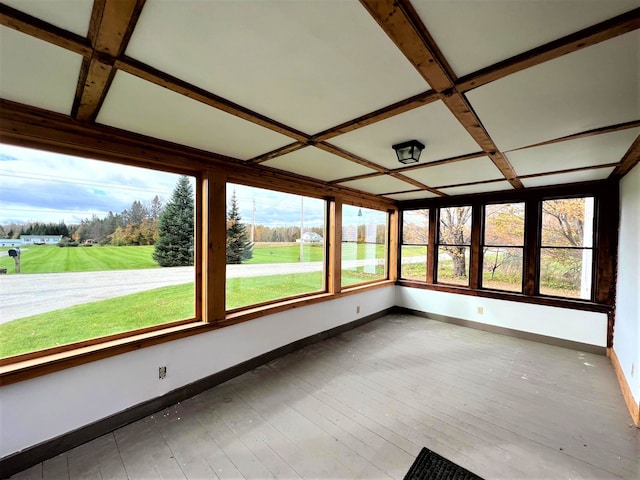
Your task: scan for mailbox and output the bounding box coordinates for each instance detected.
[8,249,18,258]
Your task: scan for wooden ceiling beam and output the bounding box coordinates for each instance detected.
[457,8,640,93]
[389,151,486,173]
[610,134,640,180]
[0,3,91,56]
[0,99,396,207]
[248,142,307,164]
[329,171,384,185]
[316,142,388,173]
[441,91,524,189]
[511,120,640,151]
[72,0,144,122]
[389,172,446,196]
[116,57,310,143]
[360,0,524,189]
[312,90,441,142]
[358,0,453,92]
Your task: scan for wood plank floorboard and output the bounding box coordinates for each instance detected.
[9,313,640,479]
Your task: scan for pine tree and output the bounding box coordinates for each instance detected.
[226,190,253,264]
[153,176,194,267]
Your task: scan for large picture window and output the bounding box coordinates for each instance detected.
[225,184,325,310]
[482,202,525,293]
[341,205,388,287]
[436,206,472,286]
[539,197,594,299]
[0,145,196,359]
[400,209,429,281]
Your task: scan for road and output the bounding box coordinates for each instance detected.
[0,263,322,324]
[0,257,400,324]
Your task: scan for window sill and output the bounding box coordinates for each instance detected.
[396,279,612,313]
[0,281,395,386]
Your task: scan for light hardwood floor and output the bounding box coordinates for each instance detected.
[10,313,640,479]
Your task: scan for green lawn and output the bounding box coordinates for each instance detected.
[0,245,158,274]
[0,283,195,358]
[245,242,324,264]
[0,242,395,357]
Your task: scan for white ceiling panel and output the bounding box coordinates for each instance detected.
[327,101,480,170]
[263,147,376,182]
[507,128,640,176]
[0,27,83,115]
[96,72,294,160]
[521,167,616,188]
[467,31,640,152]
[339,175,417,195]
[403,157,503,188]
[439,181,514,197]
[413,0,638,77]
[386,190,439,201]
[2,0,93,37]
[125,0,429,134]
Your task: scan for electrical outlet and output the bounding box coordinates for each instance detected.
[159,366,167,379]
[356,305,360,314]
[477,306,483,315]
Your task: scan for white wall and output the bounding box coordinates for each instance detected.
[396,286,608,347]
[615,163,640,404]
[0,287,395,458]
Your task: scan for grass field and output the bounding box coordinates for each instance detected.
[0,243,428,357]
[0,266,380,357]
[0,243,388,274]
[0,245,157,274]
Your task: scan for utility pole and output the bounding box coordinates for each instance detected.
[251,199,256,243]
[300,196,304,262]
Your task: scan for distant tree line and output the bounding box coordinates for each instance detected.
[0,221,71,239]
[72,196,163,246]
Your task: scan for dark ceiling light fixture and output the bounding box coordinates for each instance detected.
[393,140,425,165]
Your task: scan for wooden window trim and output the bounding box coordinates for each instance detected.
[0,123,397,385]
[398,181,619,316]
[481,202,526,293]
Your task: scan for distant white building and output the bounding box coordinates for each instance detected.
[0,235,63,246]
[0,239,22,247]
[298,232,323,243]
[21,235,63,245]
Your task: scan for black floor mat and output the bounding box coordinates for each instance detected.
[404,447,484,480]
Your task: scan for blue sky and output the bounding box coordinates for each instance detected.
[0,144,335,229]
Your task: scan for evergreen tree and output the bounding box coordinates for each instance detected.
[226,190,253,264]
[153,176,194,267]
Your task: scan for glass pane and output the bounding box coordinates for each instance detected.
[226,184,325,310]
[439,206,472,245]
[342,205,387,287]
[400,245,427,280]
[437,246,469,286]
[484,202,524,246]
[539,248,593,299]
[541,197,594,248]
[482,247,523,292]
[402,209,429,244]
[0,145,195,359]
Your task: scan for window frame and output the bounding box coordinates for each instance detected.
[435,205,473,287]
[537,195,597,301]
[340,203,391,288]
[396,182,617,315]
[223,180,329,312]
[0,138,397,385]
[480,201,526,294]
[399,209,429,282]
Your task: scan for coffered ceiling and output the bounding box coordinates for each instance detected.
[1,0,638,202]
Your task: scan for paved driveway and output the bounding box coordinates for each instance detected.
[0,263,324,324]
[0,257,406,324]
